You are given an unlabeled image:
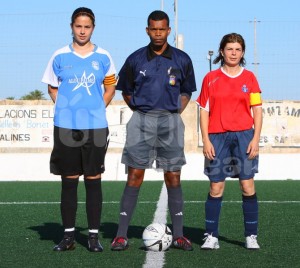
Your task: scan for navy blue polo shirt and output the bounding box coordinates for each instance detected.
[116,44,197,113]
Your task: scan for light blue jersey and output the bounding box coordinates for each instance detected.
[42,44,116,129]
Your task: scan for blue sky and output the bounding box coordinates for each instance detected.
[1,0,299,100]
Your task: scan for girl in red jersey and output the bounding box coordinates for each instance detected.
[196,33,263,250]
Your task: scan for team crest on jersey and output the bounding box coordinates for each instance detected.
[241,84,248,93]
[92,61,99,70]
[169,75,176,86]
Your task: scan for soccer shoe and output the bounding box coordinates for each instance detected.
[88,233,104,252]
[53,233,75,251]
[201,233,220,250]
[245,235,260,249]
[172,236,193,251]
[111,237,129,251]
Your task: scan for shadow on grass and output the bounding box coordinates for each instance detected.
[28,222,244,250]
[218,235,245,247]
[28,222,146,248]
[172,225,244,248]
[100,222,145,242]
[28,223,86,248]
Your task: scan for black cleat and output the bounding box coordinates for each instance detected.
[88,233,103,252]
[53,233,75,251]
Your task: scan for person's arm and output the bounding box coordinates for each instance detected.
[122,92,132,108]
[247,106,263,159]
[48,85,58,103]
[179,94,191,114]
[103,84,116,107]
[200,108,215,160]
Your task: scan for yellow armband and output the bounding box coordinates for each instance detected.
[250,92,262,106]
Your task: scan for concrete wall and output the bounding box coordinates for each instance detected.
[0,152,299,181]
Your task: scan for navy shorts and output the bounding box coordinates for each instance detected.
[122,111,186,172]
[50,126,109,176]
[204,129,259,182]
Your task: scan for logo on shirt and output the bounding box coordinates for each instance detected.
[242,84,249,93]
[139,70,146,76]
[70,71,96,96]
[92,61,99,70]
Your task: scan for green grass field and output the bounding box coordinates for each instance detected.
[0,180,299,268]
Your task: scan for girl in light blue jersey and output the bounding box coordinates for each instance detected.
[42,7,117,252]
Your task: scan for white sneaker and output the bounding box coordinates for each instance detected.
[201,233,220,249]
[245,235,260,249]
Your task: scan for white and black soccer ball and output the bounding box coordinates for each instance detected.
[142,223,173,252]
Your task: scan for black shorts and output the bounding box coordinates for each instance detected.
[50,126,109,176]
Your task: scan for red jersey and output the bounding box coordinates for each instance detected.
[196,68,262,133]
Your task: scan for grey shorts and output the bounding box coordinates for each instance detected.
[50,126,109,176]
[121,111,186,172]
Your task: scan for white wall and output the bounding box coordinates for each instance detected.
[0,153,299,181]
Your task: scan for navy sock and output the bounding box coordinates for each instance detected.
[204,193,222,237]
[242,193,258,236]
[84,178,102,230]
[60,177,79,229]
[116,185,140,238]
[167,186,184,239]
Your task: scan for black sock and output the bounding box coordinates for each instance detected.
[60,177,79,229]
[167,186,184,239]
[84,178,102,230]
[116,185,140,238]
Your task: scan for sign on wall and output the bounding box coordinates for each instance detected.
[0,105,54,148]
[0,103,132,149]
[260,101,300,147]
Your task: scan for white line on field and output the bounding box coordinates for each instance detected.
[143,182,168,268]
[0,200,299,205]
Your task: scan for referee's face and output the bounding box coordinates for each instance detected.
[146,19,171,50]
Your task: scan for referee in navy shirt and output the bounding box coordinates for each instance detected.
[111,10,197,251]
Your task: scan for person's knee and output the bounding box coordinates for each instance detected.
[164,171,181,187]
[240,179,255,196]
[127,168,144,187]
[209,182,225,197]
[85,174,101,180]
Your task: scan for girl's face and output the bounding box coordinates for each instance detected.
[222,42,244,67]
[71,15,94,46]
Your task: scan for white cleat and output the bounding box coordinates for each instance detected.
[245,235,260,250]
[201,233,220,250]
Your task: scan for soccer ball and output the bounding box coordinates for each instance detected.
[142,223,173,251]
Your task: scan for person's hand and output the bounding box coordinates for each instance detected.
[247,139,259,159]
[203,139,215,160]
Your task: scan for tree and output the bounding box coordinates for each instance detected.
[20,90,46,100]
